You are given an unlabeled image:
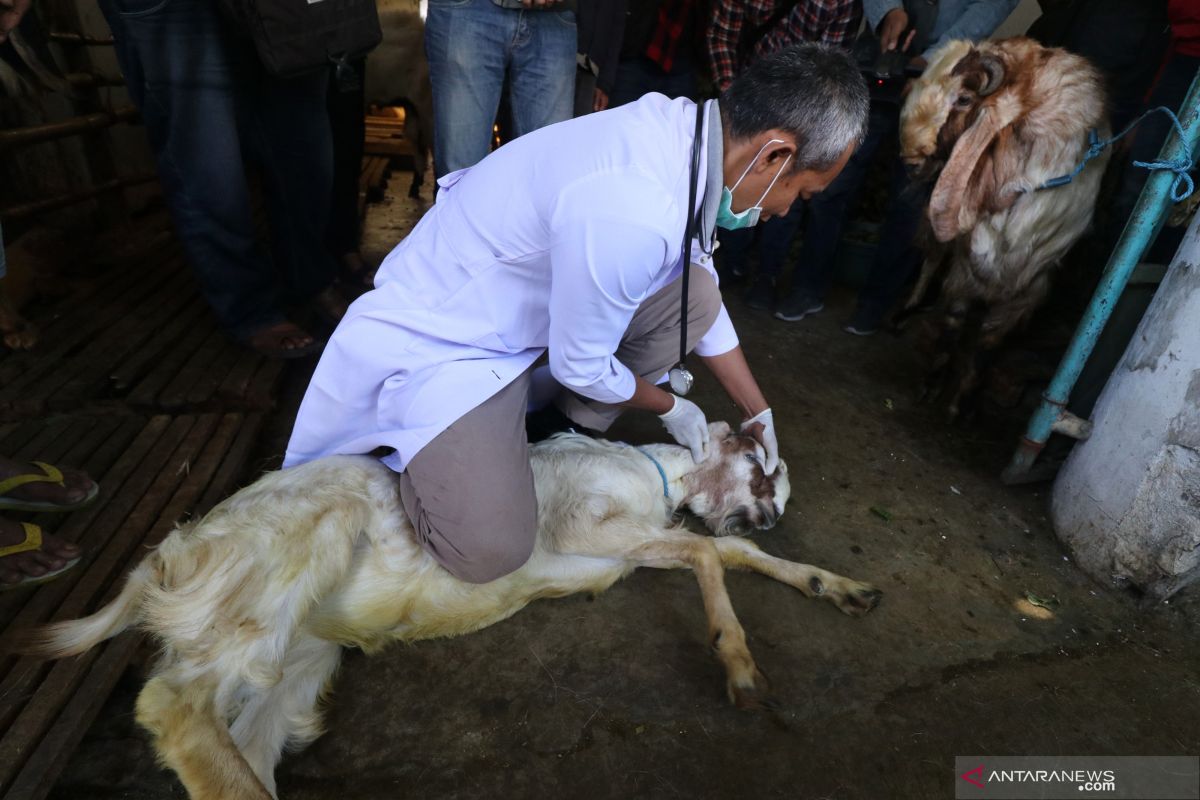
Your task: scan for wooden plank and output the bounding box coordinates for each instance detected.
[0,258,177,404]
[158,328,230,410]
[2,632,135,800]
[109,296,209,392]
[363,137,417,159]
[216,349,267,404]
[186,335,244,407]
[195,411,264,515]
[0,416,177,678]
[0,416,216,760]
[124,314,214,408]
[244,358,286,411]
[0,414,238,795]
[49,263,194,407]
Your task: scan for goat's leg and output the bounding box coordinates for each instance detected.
[137,675,273,800]
[230,636,344,798]
[947,278,1049,420]
[712,537,882,617]
[895,254,944,328]
[559,522,767,708]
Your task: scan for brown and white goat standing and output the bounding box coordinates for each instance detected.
[20,424,880,800]
[899,37,1110,417]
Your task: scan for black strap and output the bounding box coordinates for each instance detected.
[678,102,705,373]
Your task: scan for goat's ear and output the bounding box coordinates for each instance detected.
[707,420,732,440]
[928,88,1023,242]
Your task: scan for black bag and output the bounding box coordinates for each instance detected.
[220,0,383,79]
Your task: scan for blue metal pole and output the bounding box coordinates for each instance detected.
[1002,68,1200,484]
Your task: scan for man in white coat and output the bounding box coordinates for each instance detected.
[285,44,869,584]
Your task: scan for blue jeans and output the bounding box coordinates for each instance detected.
[99,0,336,339]
[791,103,927,317]
[424,0,576,179]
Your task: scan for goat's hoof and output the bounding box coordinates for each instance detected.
[835,582,883,617]
[727,667,771,710]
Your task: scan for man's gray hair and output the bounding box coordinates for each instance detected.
[721,43,869,173]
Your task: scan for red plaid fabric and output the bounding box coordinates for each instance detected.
[645,0,697,74]
[708,0,863,91]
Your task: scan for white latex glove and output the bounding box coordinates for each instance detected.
[659,395,710,463]
[741,408,778,474]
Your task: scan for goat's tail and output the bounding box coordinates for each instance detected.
[16,553,160,658]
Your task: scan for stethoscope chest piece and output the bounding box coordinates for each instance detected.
[668,364,694,396]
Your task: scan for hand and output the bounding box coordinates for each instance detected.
[0,0,32,44]
[878,8,914,53]
[659,395,710,463]
[740,408,778,474]
[592,87,609,113]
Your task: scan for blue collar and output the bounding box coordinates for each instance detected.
[635,447,671,500]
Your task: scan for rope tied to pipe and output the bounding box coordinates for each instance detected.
[1036,106,1195,202]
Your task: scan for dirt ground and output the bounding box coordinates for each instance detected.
[50,182,1200,800]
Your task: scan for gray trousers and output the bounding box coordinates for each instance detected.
[398,266,722,583]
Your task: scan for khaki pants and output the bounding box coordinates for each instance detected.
[398,266,721,583]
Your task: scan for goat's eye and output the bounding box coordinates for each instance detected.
[954,95,972,108]
[744,453,760,465]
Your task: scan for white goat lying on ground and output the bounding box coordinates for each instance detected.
[22,423,880,800]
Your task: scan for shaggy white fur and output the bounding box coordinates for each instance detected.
[24,422,880,800]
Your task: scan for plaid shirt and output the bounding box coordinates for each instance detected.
[708,0,863,91]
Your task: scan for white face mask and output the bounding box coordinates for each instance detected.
[716,138,793,230]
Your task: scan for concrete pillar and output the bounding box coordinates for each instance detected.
[1052,210,1200,601]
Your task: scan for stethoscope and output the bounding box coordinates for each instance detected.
[667,102,712,397]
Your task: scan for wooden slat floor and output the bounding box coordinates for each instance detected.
[0,154,399,799]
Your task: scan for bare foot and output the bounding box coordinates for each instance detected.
[0,456,95,507]
[244,321,322,359]
[0,286,37,350]
[0,518,81,586]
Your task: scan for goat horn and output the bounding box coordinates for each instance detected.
[978,55,1005,96]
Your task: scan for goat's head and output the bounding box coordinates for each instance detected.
[900,39,1025,242]
[682,421,791,537]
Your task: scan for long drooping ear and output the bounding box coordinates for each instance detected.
[928,85,1022,242]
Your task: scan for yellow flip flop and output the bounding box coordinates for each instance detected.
[0,522,82,591]
[0,461,99,513]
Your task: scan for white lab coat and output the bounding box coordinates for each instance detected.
[284,94,738,471]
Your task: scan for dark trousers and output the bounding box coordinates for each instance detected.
[100,0,337,339]
[609,55,697,108]
[791,102,927,317]
[327,59,367,258]
[717,201,804,281]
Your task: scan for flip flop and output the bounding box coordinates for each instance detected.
[0,461,99,513]
[0,522,82,591]
[242,322,325,360]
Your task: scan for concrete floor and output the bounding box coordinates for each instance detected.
[51,183,1200,800]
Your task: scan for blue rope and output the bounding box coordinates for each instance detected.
[1036,106,1195,202]
[635,447,671,500]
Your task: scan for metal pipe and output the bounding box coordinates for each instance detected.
[0,174,158,220]
[0,106,138,151]
[1001,67,1200,484]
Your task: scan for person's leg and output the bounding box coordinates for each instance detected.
[397,369,537,584]
[325,58,368,279]
[775,104,893,321]
[0,456,94,586]
[508,7,577,137]
[846,157,929,334]
[98,0,291,343]
[574,65,597,117]
[242,57,341,312]
[424,0,513,177]
[744,200,803,310]
[717,227,754,282]
[557,265,722,431]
